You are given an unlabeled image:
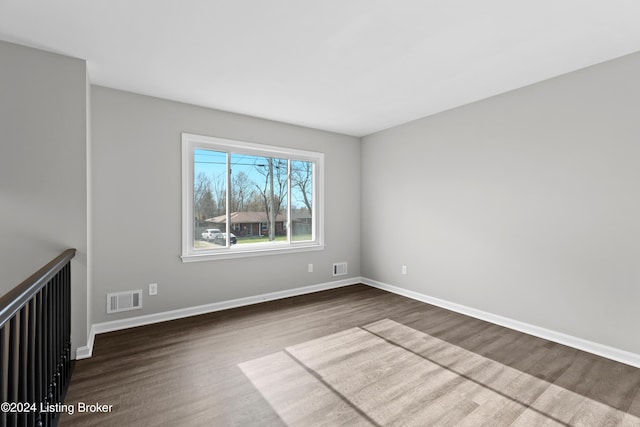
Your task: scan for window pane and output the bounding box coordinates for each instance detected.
[230,153,288,245]
[193,149,227,249]
[291,160,313,242]
[183,133,323,261]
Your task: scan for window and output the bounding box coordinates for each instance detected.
[181,133,324,261]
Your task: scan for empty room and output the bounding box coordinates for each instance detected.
[1,1,640,426]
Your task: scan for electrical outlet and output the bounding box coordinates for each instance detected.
[149,283,158,296]
[308,263,313,273]
[401,265,407,276]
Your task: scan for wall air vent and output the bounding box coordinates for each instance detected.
[333,262,348,276]
[107,290,143,314]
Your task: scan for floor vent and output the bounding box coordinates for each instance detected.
[107,290,143,314]
[333,262,348,276]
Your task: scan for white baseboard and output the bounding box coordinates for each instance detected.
[75,332,94,360]
[362,277,640,369]
[75,277,359,360]
[77,276,640,368]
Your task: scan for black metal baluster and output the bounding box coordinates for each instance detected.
[63,264,71,388]
[43,284,51,427]
[0,250,75,427]
[35,290,44,427]
[52,274,59,410]
[1,325,8,427]
[18,306,29,427]
[45,282,55,426]
[53,272,61,426]
[58,269,64,399]
[27,298,36,427]
[8,316,19,427]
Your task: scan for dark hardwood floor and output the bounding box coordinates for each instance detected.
[60,285,640,426]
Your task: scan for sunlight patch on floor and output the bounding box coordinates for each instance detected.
[239,319,639,426]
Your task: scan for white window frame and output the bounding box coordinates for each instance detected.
[181,133,325,262]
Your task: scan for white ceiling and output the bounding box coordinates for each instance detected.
[2,1,640,137]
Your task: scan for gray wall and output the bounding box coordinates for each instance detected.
[0,41,88,355]
[90,86,361,324]
[5,37,637,359]
[362,52,640,354]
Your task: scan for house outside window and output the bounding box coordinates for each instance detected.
[181,133,324,261]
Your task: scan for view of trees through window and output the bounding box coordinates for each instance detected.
[193,149,314,248]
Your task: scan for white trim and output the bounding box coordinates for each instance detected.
[75,330,95,360]
[362,277,640,368]
[182,132,322,161]
[180,134,192,259]
[77,276,640,367]
[181,132,325,261]
[84,70,93,361]
[181,243,325,262]
[75,277,359,360]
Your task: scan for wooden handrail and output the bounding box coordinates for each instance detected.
[0,248,76,328]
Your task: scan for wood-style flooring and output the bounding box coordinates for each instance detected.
[61,285,640,426]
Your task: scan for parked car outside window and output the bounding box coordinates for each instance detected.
[214,232,237,245]
[201,228,222,241]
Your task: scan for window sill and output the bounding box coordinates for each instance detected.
[181,243,325,262]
